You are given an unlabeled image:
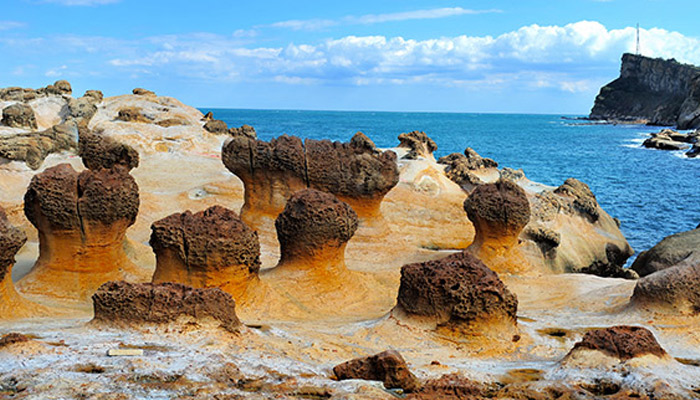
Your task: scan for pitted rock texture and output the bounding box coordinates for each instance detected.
[333,350,420,392]
[567,326,667,361]
[397,130,437,159]
[0,80,71,102]
[116,107,151,123]
[590,53,700,127]
[92,281,241,332]
[228,124,256,138]
[631,228,700,277]
[275,189,358,259]
[0,121,79,169]
[553,178,600,222]
[0,207,27,282]
[438,148,498,189]
[203,119,228,134]
[464,179,530,238]
[67,97,98,121]
[1,103,38,129]
[24,163,139,231]
[79,131,140,171]
[84,90,104,103]
[631,262,700,315]
[397,251,518,327]
[150,205,261,274]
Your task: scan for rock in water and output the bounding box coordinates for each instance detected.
[333,350,420,392]
[228,124,256,138]
[222,132,398,228]
[397,251,518,334]
[150,205,262,302]
[92,281,241,332]
[1,103,38,129]
[563,326,667,365]
[17,138,144,303]
[631,227,700,277]
[397,130,437,160]
[463,179,531,274]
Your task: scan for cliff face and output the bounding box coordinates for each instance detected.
[590,53,700,127]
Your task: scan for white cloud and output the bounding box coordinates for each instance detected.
[41,0,120,5]
[45,65,67,77]
[265,7,500,31]
[0,21,24,31]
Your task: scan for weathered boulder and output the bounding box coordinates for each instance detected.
[222,132,398,228]
[397,130,437,160]
[201,111,214,121]
[553,178,600,222]
[333,350,420,392]
[132,88,155,96]
[17,157,143,302]
[84,90,104,103]
[0,81,71,102]
[464,179,531,273]
[631,228,700,277]
[228,124,256,138]
[397,251,518,333]
[563,326,667,366]
[631,261,700,315]
[203,119,228,134]
[150,205,262,301]
[438,148,498,191]
[687,143,700,158]
[642,136,689,151]
[51,80,72,95]
[79,130,140,171]
[0,207,29,319]
[67,96,98,121]
[1,103,37,129]
[116,107,151,123]
[92,281,241,332]
[0,121,79,169]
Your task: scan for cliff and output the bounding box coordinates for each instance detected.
[590,53,700,128]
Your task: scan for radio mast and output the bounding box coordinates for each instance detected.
[636,23,640,55]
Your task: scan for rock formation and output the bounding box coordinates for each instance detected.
[1,103,38,129]
[229,124,256,138]
[631,260,700,315]
[463,179,531,274]
[203,119,228,134]
[396,251,518,335]
[333,350,420,392]
[0,80,72,102]
[590,53,700,128]
[397,130,437,160]
[678,75,700,129]
[132,88,155,96]
[438,147,498,191]
[0,207,37,319]
[16,137,145,303]
[0,121,79,169]
[631,227,700,277]
[79,130,140,171]
[222,132,399,228]
[150,205,263,303]
[116,107,152,123]
[92,281,241,332]
[562,326,668,366]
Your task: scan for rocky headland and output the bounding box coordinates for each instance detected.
[0,81,698,399]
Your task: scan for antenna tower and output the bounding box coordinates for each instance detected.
[636,23,640,55]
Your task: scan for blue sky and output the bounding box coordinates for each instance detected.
[2,0,700,113]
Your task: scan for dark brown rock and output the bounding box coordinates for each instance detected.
[203,119,228,134]
[116,107,151,123]
[150,205,261,274]
[0,333,30,348]
[0,121,78,169]
[84,90,104,103]
[397,130,437,159]
[397,251,518,327]
[464,179,530,237]
[0,207,27,282]
[438,148,498,190]
[79,131,140,171]
[52,80,72,95]
[1,103,37,130]
[631,261,700,315]
[92,281,241,332]
[132,88,155,96]
[631,228,700,277]
[580,243,638,279]
[567,326,667,361]
[333,350,420,392]
[407,374,492,399]
[553,178,600,222]
[228,124,256,139]
[201,111,214,121]
[275,189,358,259]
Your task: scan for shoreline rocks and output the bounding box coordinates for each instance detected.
[333,350,420,392]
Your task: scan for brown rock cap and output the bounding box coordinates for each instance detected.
[567,326,667,361]
[1,103,38,130]
[0,207,27,281]
[132,88,155,96]
[438,147,498,189]
[464,179,530,237]
[229,124,256,139]
[397,130,438,159]
[333,350,420,392]
[79,131,140,171]
[92,281,241,332]
[554,178,600,222]
[397,251,518,326]
[150,205,261,273]
[275,189,358,259]
[116,107,152,123]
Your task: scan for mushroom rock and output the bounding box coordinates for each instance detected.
[1,103,38,130]
[222,132,399,231]
[83,90,104,103]
[0,121,78,170]
[333,350,420,392]
[562,326,669,368]
[630,227,700,277]
[150,205,264,305]
[16,150,146,303]
[437,147,499,192]
[79,130,140,171]
[51,80,72,96]
[264,189,389,317]
[397,130,437,160]
[630,259,700,315]
[92,281,241,333]
[396,251,518,337]
[463,179,532,274]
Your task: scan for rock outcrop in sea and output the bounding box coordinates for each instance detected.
[590,53,700,129]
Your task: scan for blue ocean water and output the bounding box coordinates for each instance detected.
[204,109,700,258]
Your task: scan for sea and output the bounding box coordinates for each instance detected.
[203,109,700,260]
